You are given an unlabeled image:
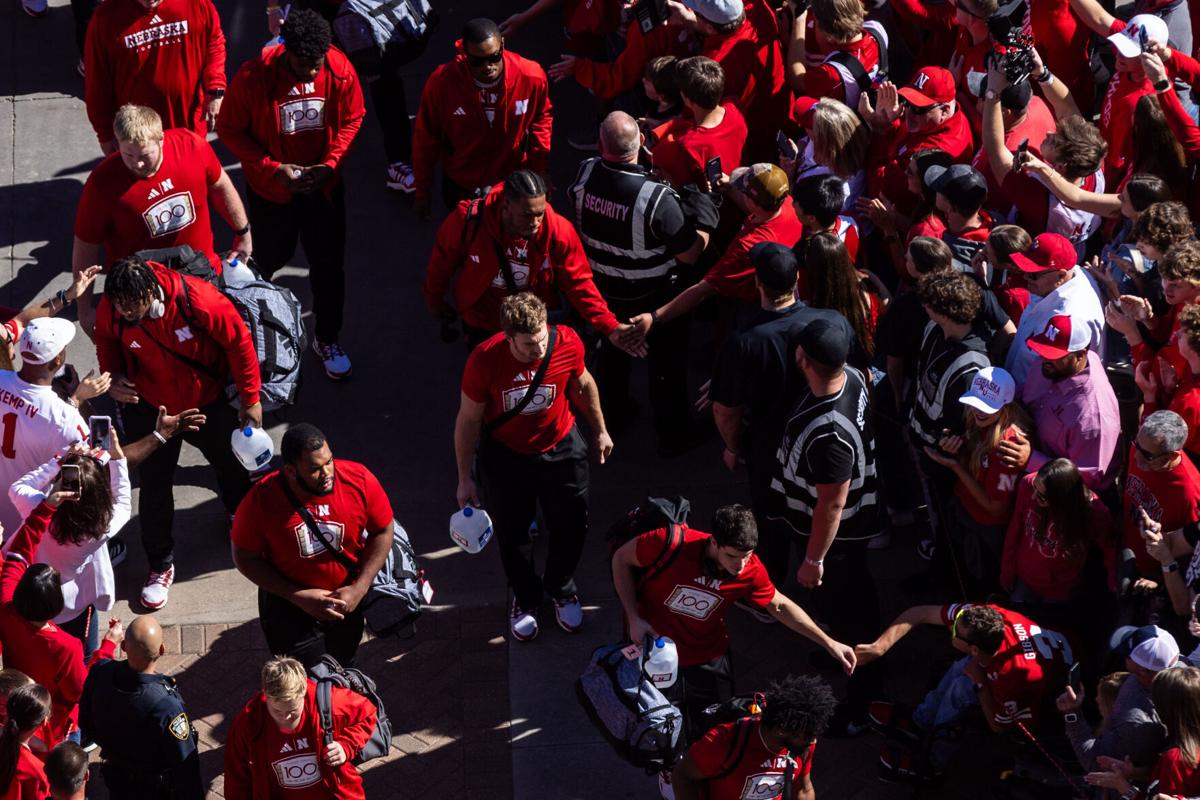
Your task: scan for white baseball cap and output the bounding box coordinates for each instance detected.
[19,318,76,366]
[958,366,1016,414]
[1108,14,1170,58]
[682,0,744,25]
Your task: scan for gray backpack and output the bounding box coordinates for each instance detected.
[333,0,437,76]
[220,270,307,411]
[576,636,684,771]
[310,655,392,765]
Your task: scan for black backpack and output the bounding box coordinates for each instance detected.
[134,245,218,285]
[698,700,802,797]
[309,655,392,765]
[606,496,691,586]
[822,21,889,108]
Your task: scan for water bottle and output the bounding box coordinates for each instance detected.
[231,426,273,472]
[223,255,256,288]
[449,507,493,554]
[643,637,678,689]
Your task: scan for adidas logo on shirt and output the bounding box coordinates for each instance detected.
[280,743,293,753]
[129,341,141,349]
[453,107,466,116]
[149,13,162,23]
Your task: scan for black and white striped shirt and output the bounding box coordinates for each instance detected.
[769,366,879,541]
[909,321,990,447]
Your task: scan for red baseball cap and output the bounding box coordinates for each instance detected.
[792,96,819,129]
[1026,314,1092,360]
[1009,233,1077,274]
[897,67,955,107]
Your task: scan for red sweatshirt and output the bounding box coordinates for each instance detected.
[84,0,225,146]
[574,22,688,100]
[411,44,553,202]
[867,111,974,215]
[224,681,375,800]
[217,44,364,205]
[0,503,118,746]
[423,186,619,335]
[0,747,47,800]
[94,262,261,412]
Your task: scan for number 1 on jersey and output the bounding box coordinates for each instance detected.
[1,412,16,459]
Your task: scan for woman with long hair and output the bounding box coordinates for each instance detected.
[804,232,886,370]
[787,98,870,211]
[0,683,51,800]
[1000,458,1116,605]
[921,367,1031,592]
[7,435,130,662]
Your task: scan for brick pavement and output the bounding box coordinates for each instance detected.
[85,605,513,800]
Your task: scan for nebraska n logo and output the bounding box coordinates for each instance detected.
[913,72,930,89]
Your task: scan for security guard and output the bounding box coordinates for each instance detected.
[79,615,204,800]
[567,111,716,456]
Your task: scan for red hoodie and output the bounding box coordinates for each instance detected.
[0,502,118,746]
[217,44,365,205]
[575,20,689,99]
[94,262,261,413]
[84,0,225,146]
[412,44,553,202]
[867,110,974,215]
[424,186,619,335]
[224,681,375,800]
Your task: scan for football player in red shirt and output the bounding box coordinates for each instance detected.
[72,104,251,337]
[673,674,837,800]
[232,424,394,669]
[455,293,613,642]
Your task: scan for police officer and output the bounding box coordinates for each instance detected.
[79,615,204,800]
[567,111,716,456]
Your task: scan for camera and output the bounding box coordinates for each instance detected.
[987,0,1036,85]
[633,0,668,34]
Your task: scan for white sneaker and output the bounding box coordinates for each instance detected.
[313,339,352,380]
[553,594,583,633]
[141,565,175,610]
[21,0,48,16]
[386,162,415,194]
[510,599,538,642]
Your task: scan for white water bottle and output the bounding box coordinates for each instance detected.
[231,426,273,472]
[223,255,256,288]
[449,507,494,554]
[643,637,678,689]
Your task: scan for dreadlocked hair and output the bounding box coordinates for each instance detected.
[106,256,159,308]
[760,674,837,741]
[281,8,332,62]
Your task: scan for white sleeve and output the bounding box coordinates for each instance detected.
[8,455,59,522]
[106,458,132,539]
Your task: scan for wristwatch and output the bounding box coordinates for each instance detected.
[1154,77,1172,92]
[207,88,226,98]
[233,223,251,236]
[1062,712,1079,724]
[1163,560,1180,574]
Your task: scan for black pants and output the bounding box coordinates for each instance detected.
[746,434,790,587]
[70,0,98,54]
[594,292,691,446]
[478,426,590,611]
[122,398,250,571]
[247,183,346,343]
[371,43,420,164]
[258,588,365,669]
[103,756,204,800]
[873,376,924,515]
[664,653,734,743]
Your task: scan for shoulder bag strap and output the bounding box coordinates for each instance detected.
[482,326,558,434]
[279,475,360,577]
[492,238,520,295]
[783,750,797,800]
[315,679,336,747]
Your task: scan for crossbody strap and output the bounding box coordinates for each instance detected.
[279,475,360,578]
[315,679,336,747]
[492,239,520,295]
[483,326,558,434]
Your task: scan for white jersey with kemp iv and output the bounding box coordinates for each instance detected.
[0,371,88,542]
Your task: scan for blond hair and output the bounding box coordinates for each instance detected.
[500,292,548,336]
[261,657,307,701]
[811,99,870,178]
[112,104,164,145]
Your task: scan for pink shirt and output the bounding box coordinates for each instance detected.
[1018,350,1122,490]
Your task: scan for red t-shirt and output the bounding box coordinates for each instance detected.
[652,103,748,190]
[940,603,1069,729]
[1123,454,1200,573]
[261,711,331,799]
[635,527,775,667]
[0,747,48,800]
[231,462,394,592]
[688,718,815,800]
[0,606,86,745]
[461,326,585,455]
[74,128,222,268]
[956,426,1024,526]
[1154,747,1200,797]
[705,202,804,302]
[1133,304,1194,395]
[1163,374,1200,459]
[801,31,880,104]
[971,95,1057,203]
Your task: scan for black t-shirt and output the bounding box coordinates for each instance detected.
[878,280,1010,371]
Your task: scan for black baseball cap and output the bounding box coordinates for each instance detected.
[750,242,798,294]
[797,316,851,367]
[924,163,988,211]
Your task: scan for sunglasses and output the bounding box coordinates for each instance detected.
[467,49,504,67]
[951,608,974,647]
[1134,440,1169,462]
[902,100,940,116]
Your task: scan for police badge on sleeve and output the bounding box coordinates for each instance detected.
[169,712,191,740]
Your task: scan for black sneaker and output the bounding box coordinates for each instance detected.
[878,744,940,784]
[106,538,127,567]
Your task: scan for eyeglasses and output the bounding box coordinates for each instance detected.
[1134,440,1169,462]
[467,49,504,67]
[951,608,973,647]
[902,100,940,116]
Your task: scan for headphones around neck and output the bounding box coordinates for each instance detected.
[147,285,166,320]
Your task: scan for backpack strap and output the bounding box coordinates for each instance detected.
[639,523,686,587]
[459,198,484,248]
[315,679,336,747]
[710,717,756,780]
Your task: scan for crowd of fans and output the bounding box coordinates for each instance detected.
[9,0,1200,795]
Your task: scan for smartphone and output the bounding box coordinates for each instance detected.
[89,416,112,451]
[1015,137,1029,170]
[1139,25,1149,51]
[776,130,799,161]
[705,156,723,186]
[60,464,81,495]
[1067,662,1082,692]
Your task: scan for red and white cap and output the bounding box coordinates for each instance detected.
[1108,14,1170,58]
[958,367,1016,414]
[897,67,955,107]
[1025,314,1091,360]
[1009,233,1077,274]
